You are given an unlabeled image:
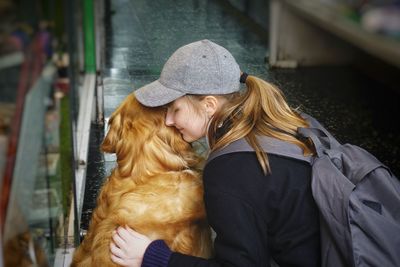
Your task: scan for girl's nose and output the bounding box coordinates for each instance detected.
[165,112,174,126]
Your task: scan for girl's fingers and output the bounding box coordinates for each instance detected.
[112,230,127,247]
[110,242,125,258]
[110,254,126,266]
[117,226,132,241]
[125,226,144,238]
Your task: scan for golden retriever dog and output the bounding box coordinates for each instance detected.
[71,94,212,266]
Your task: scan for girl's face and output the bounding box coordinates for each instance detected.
[165,96,209,143]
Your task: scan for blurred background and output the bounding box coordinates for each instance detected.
[0,0,399,266]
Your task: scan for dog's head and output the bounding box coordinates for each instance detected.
[101,94,201,178]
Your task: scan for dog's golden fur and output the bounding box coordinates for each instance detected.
[71,94,212,266]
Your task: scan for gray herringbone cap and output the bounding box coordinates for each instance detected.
[135,39,241,107]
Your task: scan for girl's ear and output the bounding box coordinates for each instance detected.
[202,96,219,118]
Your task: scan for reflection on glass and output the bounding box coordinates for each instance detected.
[3,64,66,267]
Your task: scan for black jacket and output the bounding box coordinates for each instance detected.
[168,152,321,267]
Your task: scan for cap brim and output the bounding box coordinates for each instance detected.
[134,80,185,107]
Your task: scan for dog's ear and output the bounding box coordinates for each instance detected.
[101,113,122,153]
[100,95,152,177]
[101,94,139,155]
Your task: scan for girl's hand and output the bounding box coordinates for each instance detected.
[110,226,152,267]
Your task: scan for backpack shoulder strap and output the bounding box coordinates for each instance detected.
[206,113,331,165]
[207,136,312,165]
[299,113,341,149]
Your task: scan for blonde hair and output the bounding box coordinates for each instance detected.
[191,75,314,174]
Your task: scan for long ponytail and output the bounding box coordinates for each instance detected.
[207,75,314,174]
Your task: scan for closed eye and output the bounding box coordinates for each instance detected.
[167,107,179,114]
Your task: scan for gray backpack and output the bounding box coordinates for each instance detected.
[207,114,400,267]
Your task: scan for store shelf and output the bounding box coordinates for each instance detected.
[269,0,400,68]
[0,52,24,70]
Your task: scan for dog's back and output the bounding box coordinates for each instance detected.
[71,95,212,266]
